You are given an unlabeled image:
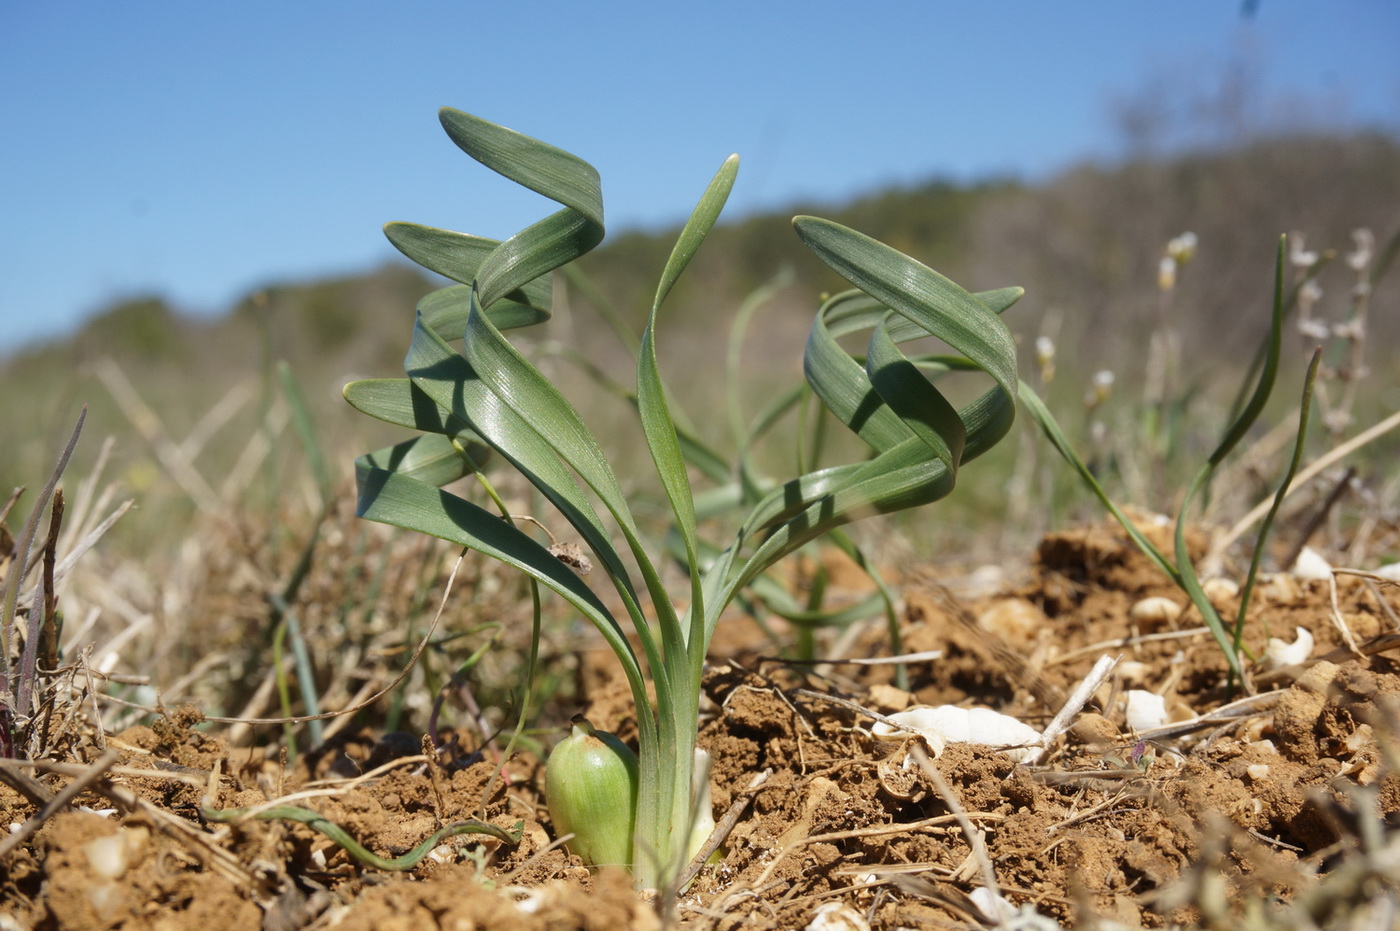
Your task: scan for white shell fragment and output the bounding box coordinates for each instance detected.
[970,888,1065,929]
[805,901,870,931]
[1372,563,1400,582]
[1291,546,1333,581]
[1124,690,1168,732]
[969,887,1016,923]
[83,835,130,880]
[872,706,1041,762]
[1263,626,1314,669]
[1202,577,1240,602]
[1129,596,1182,626]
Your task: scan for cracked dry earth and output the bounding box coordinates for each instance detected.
[2,521,1398,929]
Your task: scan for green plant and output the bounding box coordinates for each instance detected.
[345,108,1021,889]
[546,265,911,682]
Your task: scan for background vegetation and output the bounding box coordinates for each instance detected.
[3,127,1396,566]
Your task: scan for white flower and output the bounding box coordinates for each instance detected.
[1167,231,1197,263]
[1300,279,1323,306]
[1296,318,1330,340]
[1290,233,1318,268]
[1034,336,1056,383]
[1331,319,1365,341]
[1086,370,1115,407]
[1158,256,1178,291]
[1346,228,1374,272]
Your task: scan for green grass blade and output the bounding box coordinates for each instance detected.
[539,340,733,486]
[1225,238,1321,426]
[1234,347,1323,654]
[1018,383,1182,584]
[461,287,685,658]
[719,390,1014,621]
[439,108,603,229]
[707,218,1021,610]
[382,222,497,284]
[343,377,474,439]
[631,158,741,875]
[357,435,481,488]
[640,155,739,653]
[1174,465,1241,678]
[793,217,1019,401]
[866,314,964,478]
[277,361,332,505]
[477,208,605,310]
[437,110,605,311]
[353,465,649,704]
[653,154,738,309]
[1173,237,1291,680]
[404,315,650,622]
[416,282,549,337]
[382,224,551,319]
[804,294,914,451]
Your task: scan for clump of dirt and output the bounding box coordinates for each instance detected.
[2,521,1397,929]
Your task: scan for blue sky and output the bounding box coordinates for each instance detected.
[3,1,1397,354]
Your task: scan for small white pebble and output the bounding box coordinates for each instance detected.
[1130,596,1182,625]
[1291,547,1333,581]
[87,882,123,920]
[83,834,129,880]
[1202,577,1240,602]
[1116,661,1152,686]
[1124,691,1168,732]
[1246,764,1271,780]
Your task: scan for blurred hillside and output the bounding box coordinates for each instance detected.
[3,130,1397,555]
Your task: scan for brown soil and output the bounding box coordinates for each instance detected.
[3,520,1398,929]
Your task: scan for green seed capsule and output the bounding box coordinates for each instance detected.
[545,717,638,869]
